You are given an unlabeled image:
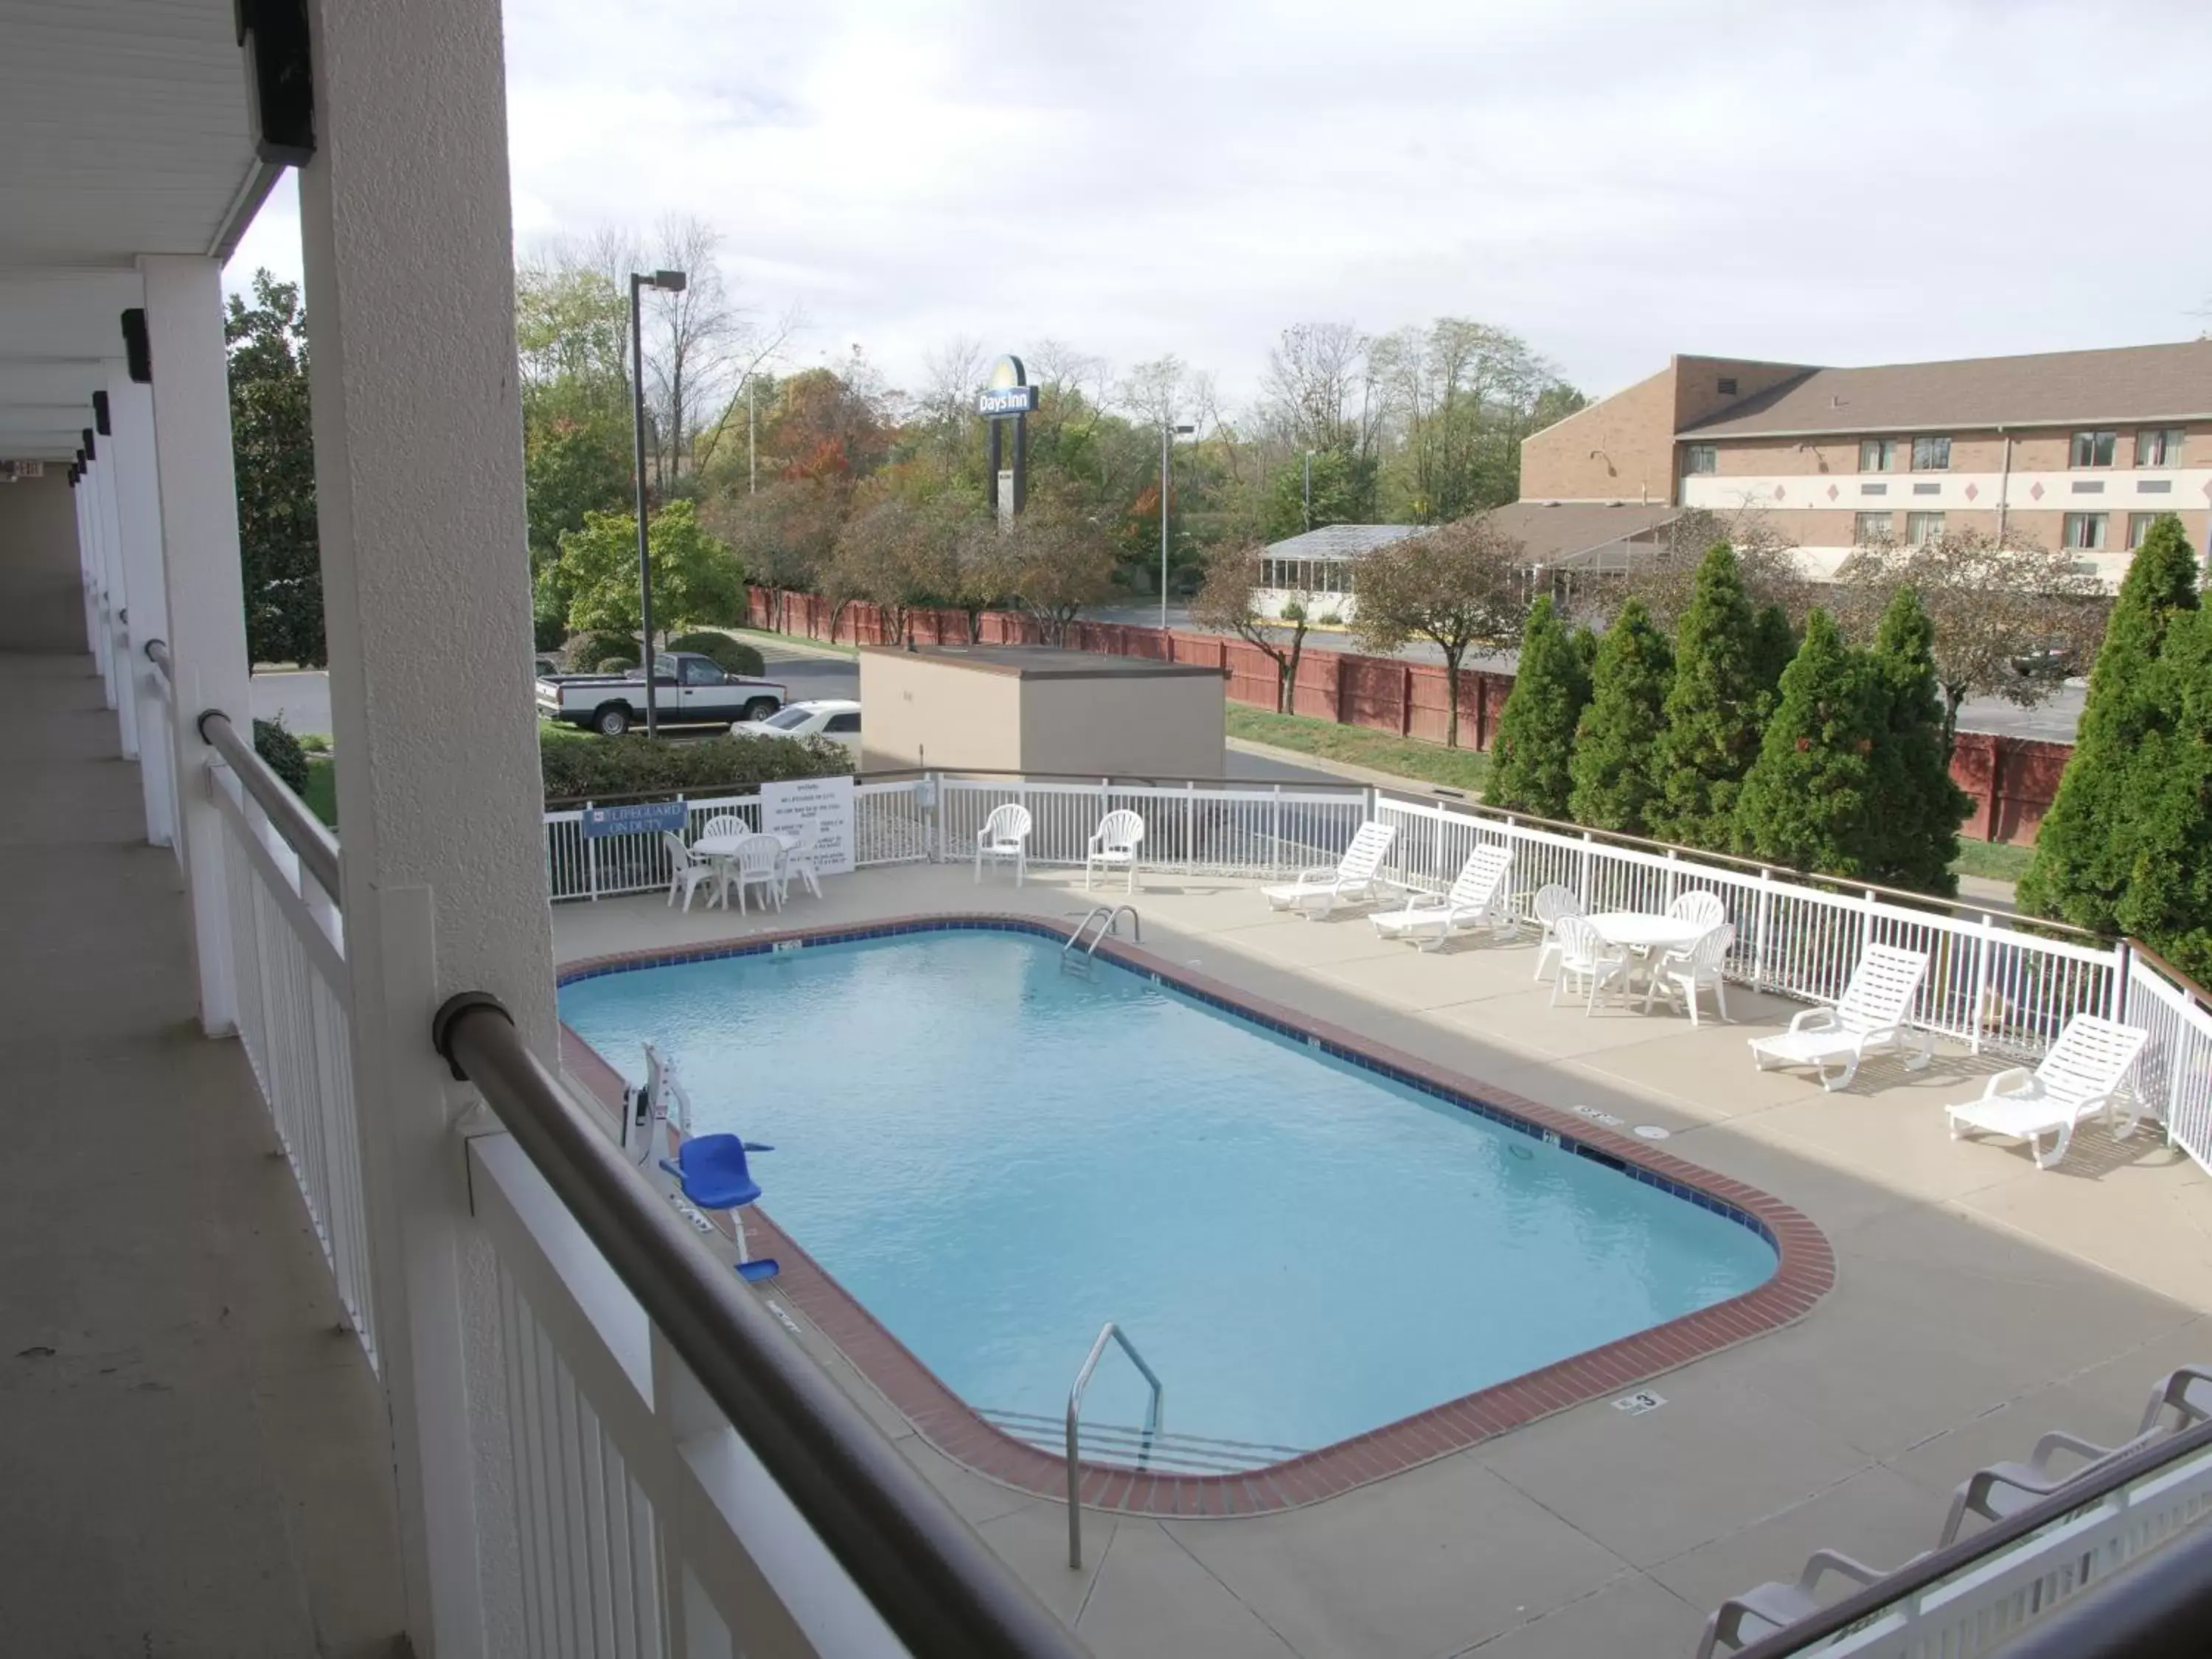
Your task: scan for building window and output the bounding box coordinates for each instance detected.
[2071,430,2118,467]
[1854,512,1893,543]
[2127,513,2163,549]
[1911,436,1952,470]
[1716,377,1738,395]
[1907,512,1946,545]
[1860,439,1899,473]
[2137,428,2186,467]
[1684,444,1718,475]
[2063,512,2109,549]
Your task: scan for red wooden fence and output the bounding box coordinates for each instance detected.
[744,587,2062,846]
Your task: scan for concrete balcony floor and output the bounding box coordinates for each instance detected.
[0,650,405,1658]
[557,860,2212,1659]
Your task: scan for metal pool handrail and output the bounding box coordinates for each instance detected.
[1066,1321,1164,1570]
[1062,905,1141,961]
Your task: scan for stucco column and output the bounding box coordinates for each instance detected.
[93,425,140,759]
[299,0,554,1649]
[86,452,116,709]
[142,254,250,1034]
[73,479,95,655]
[109,364,178,849]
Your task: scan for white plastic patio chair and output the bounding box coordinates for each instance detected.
[1530,884,1584,981]
[1548,914,1632,1015]
[974,802,1032,886]
[1695,1549,1894,1658]
[1262,821,1397,918]
[1747,944,1932,1091]
[1669,889,1728,929]
[714,832,785,916]
[779,819,824,902]
[1371,846,1516,952]
[1085,810,1145,894]
[1644,922,1735,1026]
[698,814,745,841]
[1945,1013,2149,1170]
[661,831,716,913]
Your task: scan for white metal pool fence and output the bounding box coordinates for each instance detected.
[542,770,2212,1178]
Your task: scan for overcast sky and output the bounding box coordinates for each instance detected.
[228,0,2212,411]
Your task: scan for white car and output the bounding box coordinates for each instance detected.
[731,698,862,758]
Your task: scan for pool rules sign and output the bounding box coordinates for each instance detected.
[760,776,856,876]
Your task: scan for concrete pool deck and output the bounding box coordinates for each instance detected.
[552,864,2212,1659]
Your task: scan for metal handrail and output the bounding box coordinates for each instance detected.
[431,994,1086,1659]
[1062,905,1140,961]
[1730,1412,2212,1658]
[195,705,341,902]
[1065,1321,1163,1570]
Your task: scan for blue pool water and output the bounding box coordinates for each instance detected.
[560,928,1776,1457]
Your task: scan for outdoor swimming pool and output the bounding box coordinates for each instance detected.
[560,924,1779,1465]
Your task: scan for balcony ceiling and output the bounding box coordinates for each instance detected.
[0,0,261,459]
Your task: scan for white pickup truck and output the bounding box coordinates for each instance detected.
[536,650,787,737]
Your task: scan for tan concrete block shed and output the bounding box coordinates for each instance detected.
[858,644,1227,777]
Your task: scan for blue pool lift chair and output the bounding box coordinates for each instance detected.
[624,1043,780,1282]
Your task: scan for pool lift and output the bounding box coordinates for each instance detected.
[622,1042,780,1283]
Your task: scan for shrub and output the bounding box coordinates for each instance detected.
[1648,543,1768,849]
[533,605,568,654]
[1733,611,1885,877]
[2020,514,2200,933]
[563,631,635,672]
[252,715,310,796]
[540,730,853,802]
[595,656,636,673]
[1568,598,1672,836]
[665,630,766,678]
[1486,597,1588,818]
[2115,608,2212,978]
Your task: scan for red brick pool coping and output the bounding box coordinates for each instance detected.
[557,913,1835,1518]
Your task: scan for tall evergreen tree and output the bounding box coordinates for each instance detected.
[2018,515,2200,932]
[1749,602,1798,714]
[1568,599,1673,835]
[226,271,323,667]
[1647,543,1767,848]
[1486,596,1589,818]
[1868,586,1971,894]
[2115,608,2212,980]
[1733,611,1885,876]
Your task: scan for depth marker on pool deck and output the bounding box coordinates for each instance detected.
[1613,1391,1666,1415]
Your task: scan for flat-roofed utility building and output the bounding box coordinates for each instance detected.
[859,644,1226,776]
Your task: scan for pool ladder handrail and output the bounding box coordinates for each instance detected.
[1062,904,1140,964]
[1065,1321,1164,1570]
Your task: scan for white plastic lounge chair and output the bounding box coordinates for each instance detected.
[1695,1550,1893,1658]
[1644,922,1734,1026]
[1747,945,1931,1091]
[1262,821,1397,918]
[1945,1013,2149,1170]
[714,832,785,916]
[1941,1362,2212,1544]
[662,831,715,913]
[1530,884,1584,981]
[1371,846,1515,951]
[974,802,1032,886]
[1669,889,1728,929]
[1085,810,1145,893]
[1548,914,1632,1015]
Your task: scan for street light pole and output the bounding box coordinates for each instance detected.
[1159,414,1194,632]
[747,376,757,495]
[1303,449,1315,532]
[630,268,686,737]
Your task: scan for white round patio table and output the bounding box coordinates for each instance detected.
[689,830,801,911]
[1585,911,1712,954]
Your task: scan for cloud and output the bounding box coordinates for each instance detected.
[229,0,2212,408]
